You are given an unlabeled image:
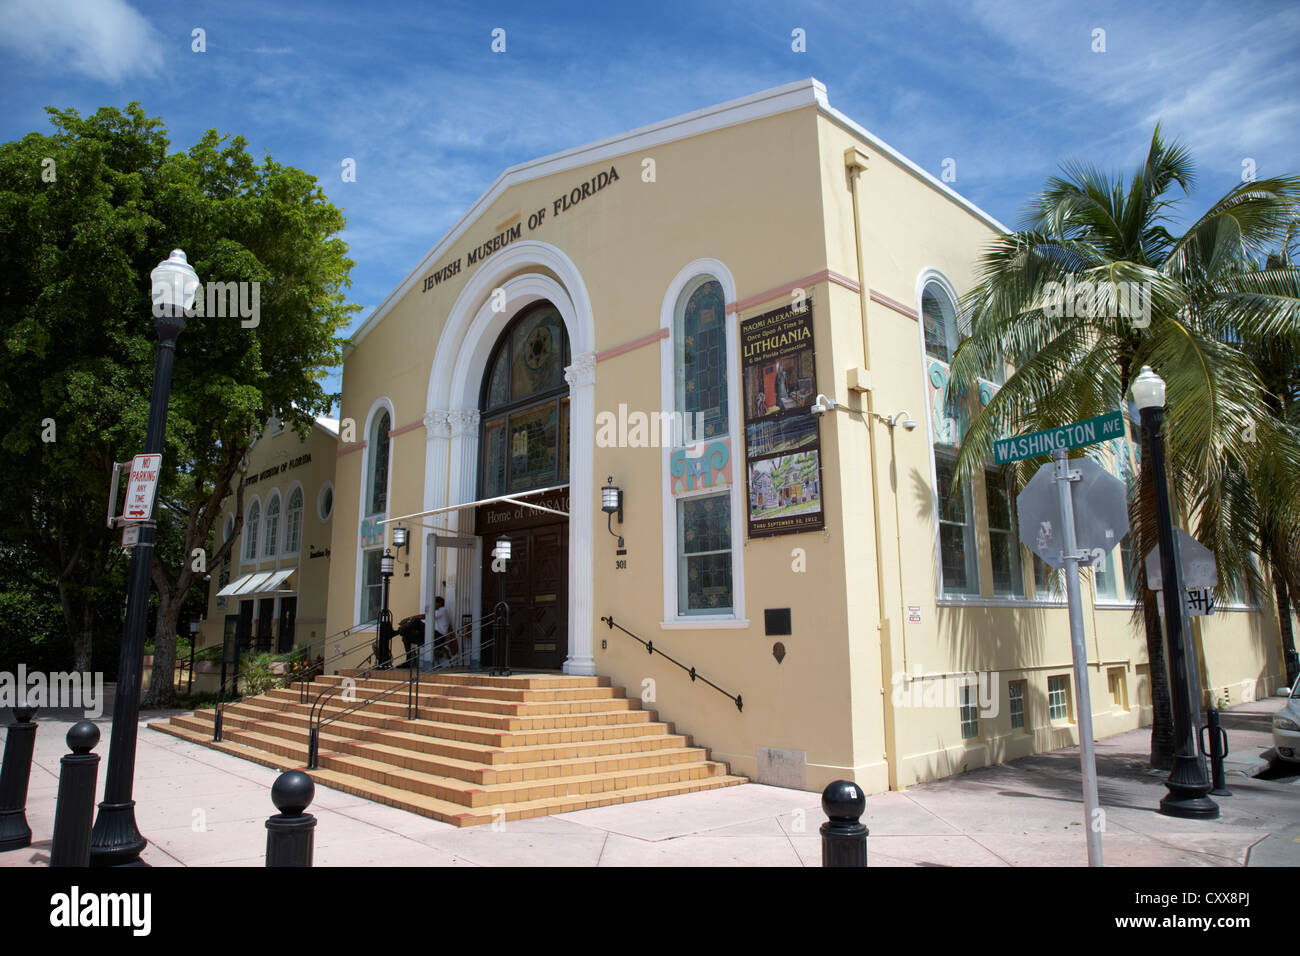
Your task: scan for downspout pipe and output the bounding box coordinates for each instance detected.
[845,146,900,791]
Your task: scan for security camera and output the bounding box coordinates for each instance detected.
[902,418,917,432]
[811,394,836,415]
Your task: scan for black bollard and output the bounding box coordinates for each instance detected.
[1200,707,1232,797]
[0,704,39,851]
[266,770,316,867]
[820,779,868,867]
[51,721,102,866]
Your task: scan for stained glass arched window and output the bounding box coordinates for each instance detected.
[479,303,571,498]
[263,492,280,557]
[674,279,728,439]
[922,282,960,363]
[285,487,303,553]
[244,500,260,561]
[366,410,391,516]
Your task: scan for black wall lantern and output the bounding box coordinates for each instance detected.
[602,476,624,550]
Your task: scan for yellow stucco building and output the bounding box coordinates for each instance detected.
[195,415,340,676]
[201,78,1291,797]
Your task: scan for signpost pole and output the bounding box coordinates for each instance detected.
[1051,448,1103,867]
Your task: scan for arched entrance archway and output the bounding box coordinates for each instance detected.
[422,242,596,675]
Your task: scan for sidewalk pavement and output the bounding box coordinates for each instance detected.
[2,694,1295,867]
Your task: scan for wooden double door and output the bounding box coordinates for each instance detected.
[482,522,568,671]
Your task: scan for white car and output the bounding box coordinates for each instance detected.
[1272,675,1300,762]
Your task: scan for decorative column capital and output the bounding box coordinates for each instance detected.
[564,350,597,389]
[423,410,451,439]
[448,408,481,438]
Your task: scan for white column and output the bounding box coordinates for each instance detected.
[448,408,480,659]
[421,410,450,669]
[564,351,597,675]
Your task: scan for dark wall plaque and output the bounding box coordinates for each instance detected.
[764,607,792,636]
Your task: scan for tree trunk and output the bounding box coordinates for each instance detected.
[144,591,182,705]
[1137,420,1175,769]
[56,577,93,673]
[1273,553,1298,688]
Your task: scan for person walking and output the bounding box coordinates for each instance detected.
[433,596,456,666]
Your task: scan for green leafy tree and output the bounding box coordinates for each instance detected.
[0,104,358,702]
[948,127,1300,767]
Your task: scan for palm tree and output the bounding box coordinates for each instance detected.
[1206,234,1300,685]
[948,126,1300,767]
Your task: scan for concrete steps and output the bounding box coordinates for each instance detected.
[149,670,745,827]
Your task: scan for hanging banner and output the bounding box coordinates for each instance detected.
[741,296,824,537]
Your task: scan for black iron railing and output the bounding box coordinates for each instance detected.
[305,614,497,770]
[601,615,743,712]
[214,618,378,742]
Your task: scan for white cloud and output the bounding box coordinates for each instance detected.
[0,0,165,83]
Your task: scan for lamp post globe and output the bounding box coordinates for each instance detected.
[1130,365,1166,411]
[90,248,200,866]
[1129,365,1218,819]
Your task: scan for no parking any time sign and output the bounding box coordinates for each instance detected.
[121,453,163,522]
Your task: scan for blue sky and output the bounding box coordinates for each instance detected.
[3,0,1298,404]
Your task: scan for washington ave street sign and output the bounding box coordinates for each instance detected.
[993,410,1126,465]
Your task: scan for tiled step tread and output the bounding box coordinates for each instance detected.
[201,725,726,801]
[288,681,625,704]
[334,671,611,691]
[349,740,710,783]
[224,705,673,748]
[201,713,708,783]
[381,729,694,763]
[232,697,655,733]
[294,687,643,716]
[315,749,731,806]
[307,767,746,827]
[183,707,681,756]
[169,711,696,771]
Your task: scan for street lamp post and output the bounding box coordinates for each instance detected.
[1131,366,1219,820]
[378,549,395,668]
[90,250,200,866]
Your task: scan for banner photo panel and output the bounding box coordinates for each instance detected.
[741,296,824,537]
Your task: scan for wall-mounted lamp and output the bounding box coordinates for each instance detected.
[873,410,917,431]
[391,524,410,576]
[602,476,624,550]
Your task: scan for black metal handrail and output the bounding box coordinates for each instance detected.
[214,618,378,742]
[601,615,743,712]
[305,614,497,770]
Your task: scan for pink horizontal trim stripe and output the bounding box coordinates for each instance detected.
[388,419,424,438]
[728,269,861,314]
[596,327,669,362]
[337,440,368,458]
[871,289,919,321]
